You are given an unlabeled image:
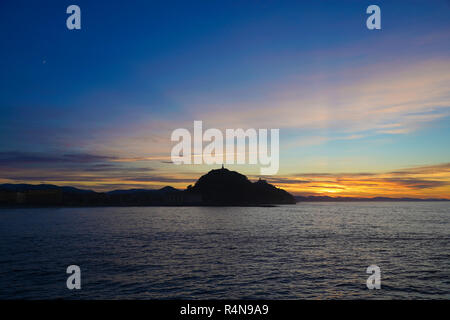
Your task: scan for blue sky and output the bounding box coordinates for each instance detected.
[0,0,449,197]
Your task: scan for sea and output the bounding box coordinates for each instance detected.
[0,202,448,299]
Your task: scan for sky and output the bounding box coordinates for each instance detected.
[0,0,449,198]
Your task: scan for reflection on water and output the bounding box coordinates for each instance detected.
[0,202,449,299]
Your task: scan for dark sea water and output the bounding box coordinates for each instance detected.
[0,202,449,299]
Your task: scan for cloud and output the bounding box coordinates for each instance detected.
[389,163,450,175]
[82,164,154,173]
[0,151,117,164]
[270,163,450,198]
[91,57,450,155]
[200,58,450,134]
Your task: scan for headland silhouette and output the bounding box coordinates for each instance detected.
[0,167,295,207]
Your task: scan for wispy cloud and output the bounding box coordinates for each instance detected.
[0,151,117,164]
[89,57,450,156]
[193,59,450,134]
[266,163,450,198]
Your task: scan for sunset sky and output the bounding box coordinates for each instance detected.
[1,0,449,198]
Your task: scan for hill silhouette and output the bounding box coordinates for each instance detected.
[190,167,295,205]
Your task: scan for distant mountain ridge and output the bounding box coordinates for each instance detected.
[0,183,180,206]
[106,186,179,195]
[0,183,94,193]
[295,195,449,202]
